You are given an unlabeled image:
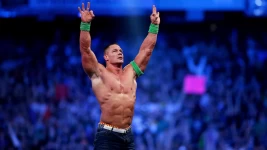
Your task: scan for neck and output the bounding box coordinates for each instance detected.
[106,63,123,75]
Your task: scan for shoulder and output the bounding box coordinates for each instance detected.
[124,61,144,78]
[123,64,134,72]
[90,63,106,79]
[98,63,106,71]
[123,64,137,79]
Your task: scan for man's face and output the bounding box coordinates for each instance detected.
[104,44,124,64]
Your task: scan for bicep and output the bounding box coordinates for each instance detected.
[81,50,100,78]
[134,49,152,72]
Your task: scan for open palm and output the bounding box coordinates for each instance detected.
[78,2,95,23]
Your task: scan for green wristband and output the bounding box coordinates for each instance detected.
[80,22,91,32]
[148,23,159,34]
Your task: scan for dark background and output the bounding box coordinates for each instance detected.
[0,0,267,149]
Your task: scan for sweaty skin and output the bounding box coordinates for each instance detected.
[80,29,157,128]
[80,27,157,128]
[78,1,159,130]
[91,63,137,128]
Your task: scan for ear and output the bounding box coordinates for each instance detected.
[104,54,109,61]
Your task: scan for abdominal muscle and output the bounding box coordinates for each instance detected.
[92,80,136,129]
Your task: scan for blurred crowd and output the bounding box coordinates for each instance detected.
[0,21,267,150]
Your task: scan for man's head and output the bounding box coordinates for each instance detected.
[103,43,124,65]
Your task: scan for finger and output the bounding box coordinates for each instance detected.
[152,5,157,14]
[157,12,160,17]
[78,7,82,13]
[82,3,85,11]
[87,2,90,11]
[90,10,95,17]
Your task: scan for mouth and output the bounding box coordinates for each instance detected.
[118,56,123,60]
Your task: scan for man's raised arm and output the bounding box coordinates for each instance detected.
[78,2,99,78]
[133,5,160,75]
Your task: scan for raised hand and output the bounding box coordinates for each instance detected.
[150,5,160,25]
[78,2,95,23]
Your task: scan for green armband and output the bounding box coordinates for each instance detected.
[148,23,159,34]
[80,22,91,32]
[130,61,144,77]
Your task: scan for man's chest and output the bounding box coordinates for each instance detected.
[102,73,137,94]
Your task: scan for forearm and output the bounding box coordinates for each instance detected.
[79,30,91,53]
[134,26,158,72]
[139,33,157,53]
[79,23,98,76]
[132,6,160,74]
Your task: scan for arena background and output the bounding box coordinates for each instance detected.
[0,0,267,149]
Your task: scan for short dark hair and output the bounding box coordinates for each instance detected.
[104,43,118,54]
